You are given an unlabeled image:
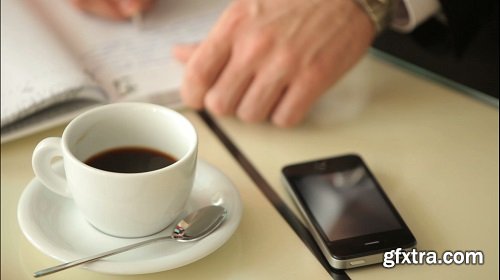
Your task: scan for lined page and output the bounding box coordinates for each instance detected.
[34,0,231,104]
[0,0,102,127]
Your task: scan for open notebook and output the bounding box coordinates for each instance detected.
[1,0,230,143]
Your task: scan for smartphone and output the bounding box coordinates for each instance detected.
[282,154,416,269]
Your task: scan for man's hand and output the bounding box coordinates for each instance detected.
[174,0,376,127]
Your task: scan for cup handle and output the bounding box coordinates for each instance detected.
[32,137,72,198]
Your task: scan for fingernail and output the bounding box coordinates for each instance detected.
[119,0,140,17]
[272,111,297,128]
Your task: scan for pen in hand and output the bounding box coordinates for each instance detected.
[132,12,142,30]
[121,0,150,29]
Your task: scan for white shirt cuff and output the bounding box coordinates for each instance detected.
[390,0,441,33]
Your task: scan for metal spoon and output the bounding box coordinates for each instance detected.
[34,205,227,277]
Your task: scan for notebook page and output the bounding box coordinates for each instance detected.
[0,0,103,127]
[34,0,231,104]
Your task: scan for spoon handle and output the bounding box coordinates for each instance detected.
[33,235,171,277]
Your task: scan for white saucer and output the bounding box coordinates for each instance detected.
[18,159,242,275]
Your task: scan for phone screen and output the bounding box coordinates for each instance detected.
[290,158,402,242]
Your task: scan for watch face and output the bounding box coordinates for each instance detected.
[355,0,395,32]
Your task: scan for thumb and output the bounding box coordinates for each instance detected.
[172,43,200,64]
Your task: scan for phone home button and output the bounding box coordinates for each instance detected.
[349,260,366,267]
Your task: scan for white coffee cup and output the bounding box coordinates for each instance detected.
[32,103,198,238]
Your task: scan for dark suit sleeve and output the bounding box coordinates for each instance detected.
[437,0,497,55]
[372,1,498,98]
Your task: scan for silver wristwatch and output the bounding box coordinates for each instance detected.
[354,0,396,34]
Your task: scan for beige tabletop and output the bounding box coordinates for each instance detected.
[213,53,499,279]
[1,110,333,279]
[2,53,498,280]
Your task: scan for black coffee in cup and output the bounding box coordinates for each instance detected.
[85,147,177,173]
